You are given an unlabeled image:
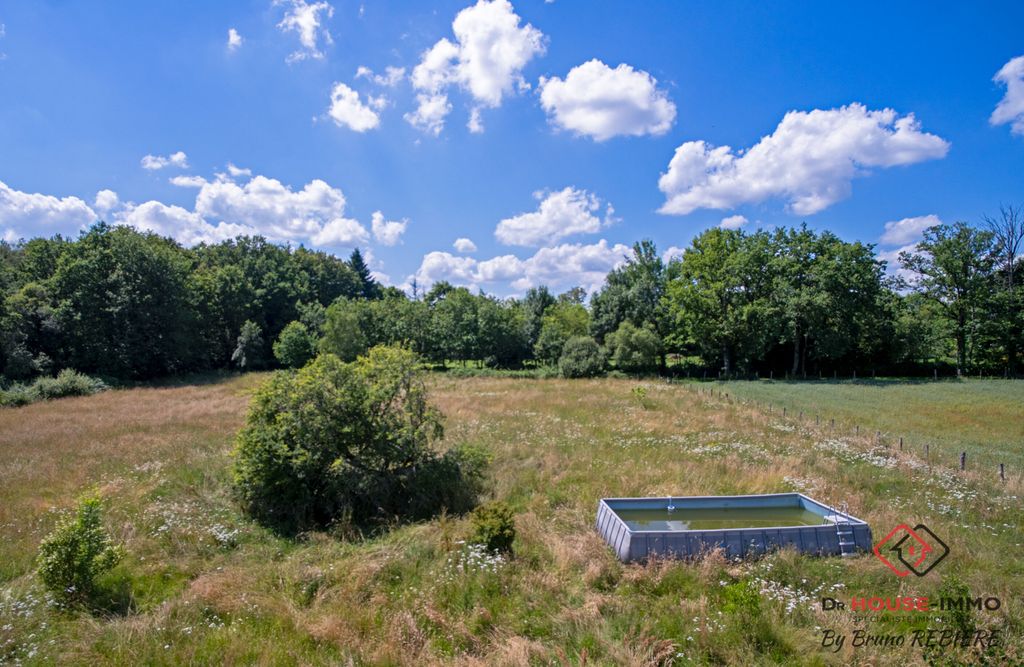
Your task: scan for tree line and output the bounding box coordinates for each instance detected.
[1,208,1021,384]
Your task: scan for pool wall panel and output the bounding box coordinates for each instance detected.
[596,493,872,562]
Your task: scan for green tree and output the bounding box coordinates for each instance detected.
[606,321,661,373]
[664,229,774,375]
[590,241,667,337]
[982,205,1023,375]
[534,301,589,365]
[232,347,481,534]
[320,298,369,361]
[900,222,994,376]
[772,226,886,376]
[476,295,530,367]
[273,321,317,368]
[52,224,198,378]
[429,285,479,364]
[558,336,605,378]
[520,286,556,352]
[232,320,265,369]
[37,495,123,607]
[348,248,382,300]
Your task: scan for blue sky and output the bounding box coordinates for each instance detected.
[1,1,1022,295]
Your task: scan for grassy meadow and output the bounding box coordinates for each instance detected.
[0,375,1021,665]
[704,378,1024,471]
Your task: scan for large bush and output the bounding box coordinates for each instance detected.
[606,321,661,373]
[273,321,317,368]
[37,495,123,606]
[558,336,605,378]
[233,346,483,535]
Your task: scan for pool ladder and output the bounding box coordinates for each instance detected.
[834,502,856,558]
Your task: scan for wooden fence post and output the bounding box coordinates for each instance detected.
[899,437,903,451]
[960,452,966,471]
[1000,463,1006,482]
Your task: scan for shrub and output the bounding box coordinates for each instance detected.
[273,321,317,368]
[606,321,661,373]
[231,320,265,369]
[0,370,106,408]
[469,502,516,554]
[33,369,108,400]
[558,336,605,378]
[37,495,123,606]
[233,345,483,535]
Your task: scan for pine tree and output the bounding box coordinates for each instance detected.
[349,249,381,299]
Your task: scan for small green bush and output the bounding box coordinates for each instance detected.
[273,321,317,368]
[37,495,123,606]
[233,346,483,535]
[558,336,605,378]
[469,502,516,554]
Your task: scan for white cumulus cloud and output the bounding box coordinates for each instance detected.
[879,214,941,247]
[658,103,949,216]
[495,187,612,247]
[356,65,406,87]
[118,201,253,247]
[991,55,1024,136]
[194,173,361,242]
[371,210,407,246]
[0,170,393,251]
[539,59,676,141]
[169,175,207,188]
[406,0,545,135]
[141,151,189,170]
[93,189,120,214]
[662,246,686,263]
[327,82,381,132]
[277,0,334,63]
[453,237,477,252]
[227,28,243,52]
[719,214,748,230]
[0,180,97,242]
[410,238,630,294]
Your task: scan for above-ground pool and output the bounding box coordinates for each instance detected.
[596,493,872,562]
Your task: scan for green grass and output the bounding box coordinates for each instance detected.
[0,374,1021,665]
[701,378,1024,472]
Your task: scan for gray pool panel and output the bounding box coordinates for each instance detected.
[596,493,872,562]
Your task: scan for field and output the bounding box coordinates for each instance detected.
[0,375,1021,665]
[705,378,1024,471]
